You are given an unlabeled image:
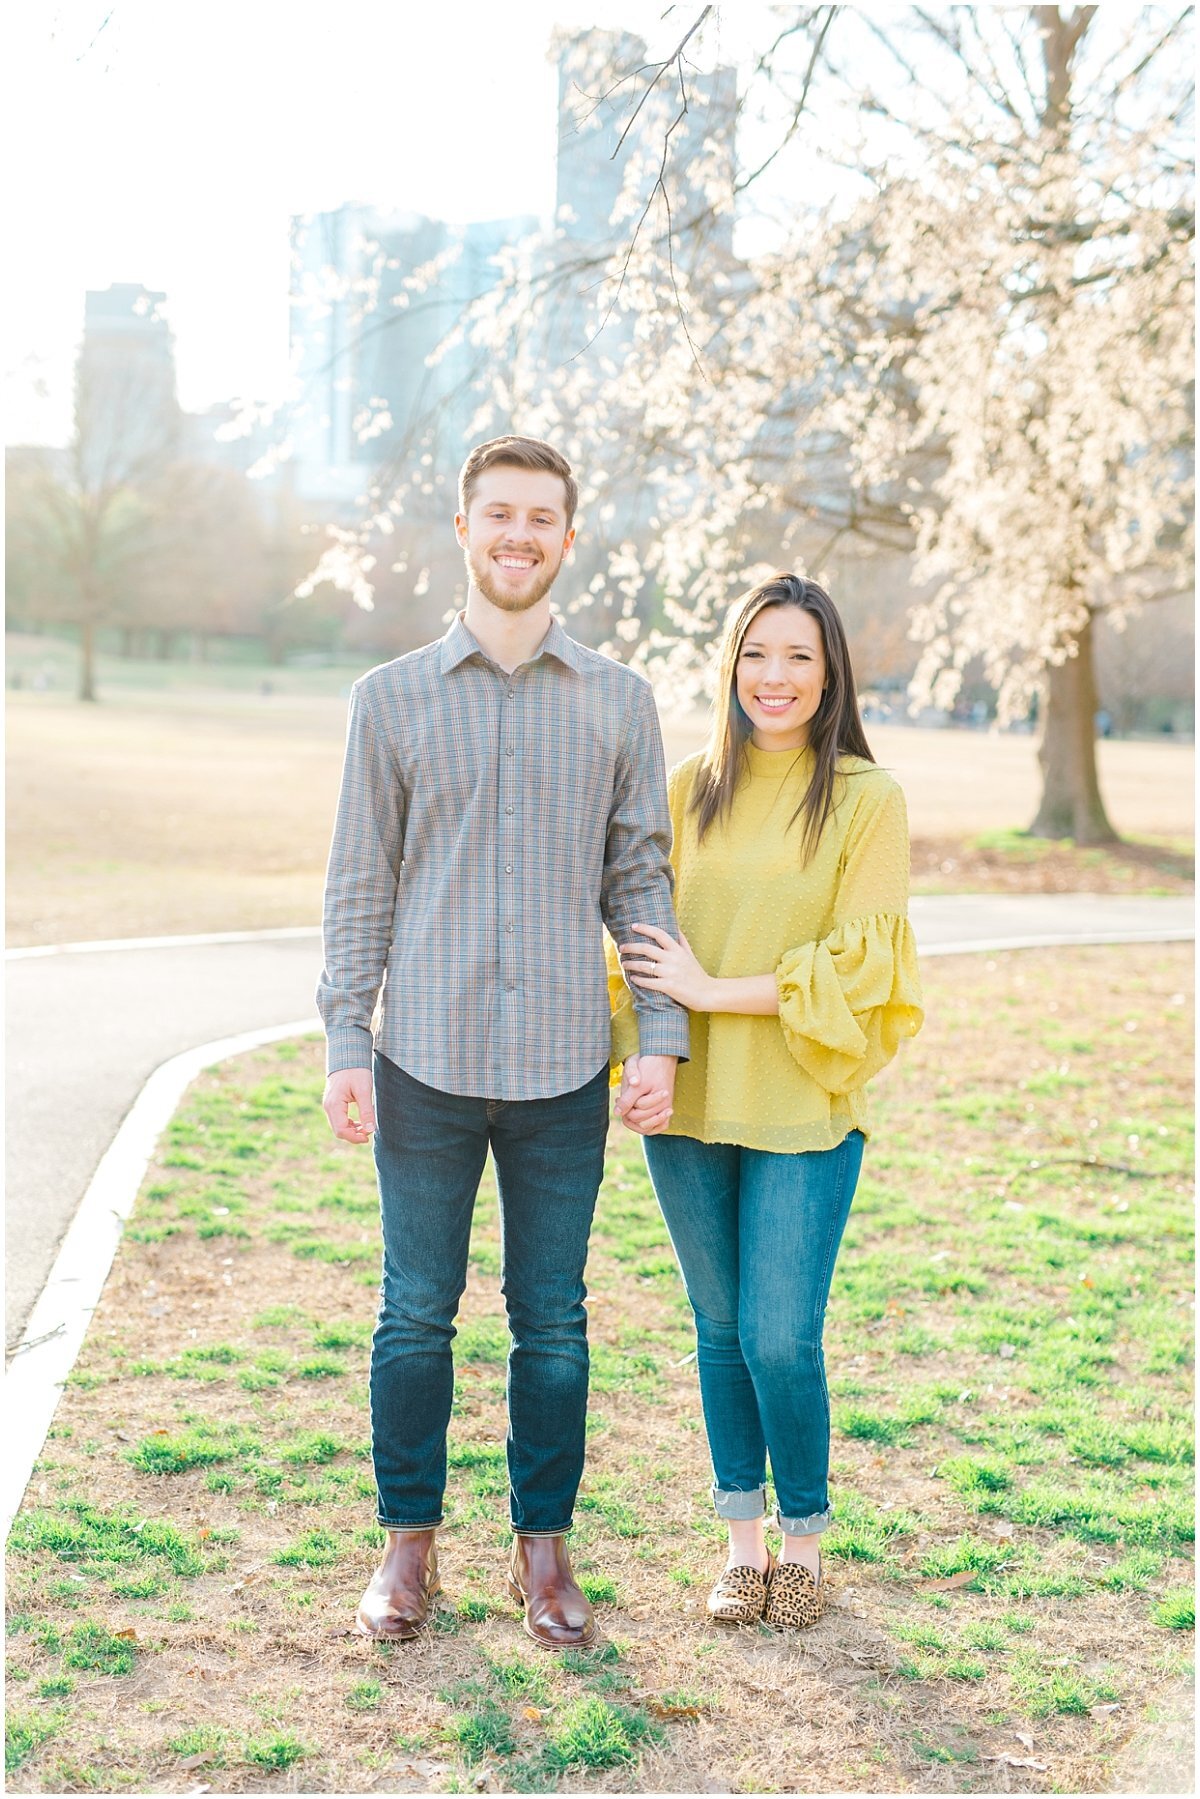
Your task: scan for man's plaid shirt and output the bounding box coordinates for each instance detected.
[317,611,690,1098]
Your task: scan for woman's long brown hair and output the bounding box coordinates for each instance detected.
[689,573,875,859]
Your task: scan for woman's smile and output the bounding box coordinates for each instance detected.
[736,604,826,749]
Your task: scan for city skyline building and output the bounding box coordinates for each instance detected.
[74,284,183,487]
[287,206,538,503]
[59,31,739,516]
[284,27,737,503]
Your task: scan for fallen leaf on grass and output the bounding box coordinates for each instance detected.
[992,1520,1015,1539]
[178,1753,211,1770]
[646,1698,702,1720]
[521,1707,544,1723]
[392,1759,447,1779]
[917,1570,978,1592]
[1090,1703,1122,1718]
[1014,1732,1035,1750]
[989,1755,1048,1772]
[113,1628,139,1642]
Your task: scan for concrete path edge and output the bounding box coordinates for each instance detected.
[3,1016,321,1541]
[5,919,1195,1541]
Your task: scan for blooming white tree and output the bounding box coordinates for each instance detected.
[508,8,1195,841]
[312,6,1194,841]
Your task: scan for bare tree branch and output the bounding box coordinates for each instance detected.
[609,6,712,162]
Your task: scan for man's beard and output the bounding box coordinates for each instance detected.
[466,545,561,612]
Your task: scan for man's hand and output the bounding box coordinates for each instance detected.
[323,1067,376,1144]
[614,1052,677,1136]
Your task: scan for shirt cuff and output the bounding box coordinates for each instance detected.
[326,1025,375,1076]
[636,1014,690,1063]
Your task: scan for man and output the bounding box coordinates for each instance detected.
[317,435,688,1647]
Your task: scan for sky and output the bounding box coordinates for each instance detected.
[4,0,786,444]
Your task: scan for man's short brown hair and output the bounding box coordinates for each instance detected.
[458,435,578,528]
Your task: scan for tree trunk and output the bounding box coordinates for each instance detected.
[79,614,98,702]
[1030,612,1117,843]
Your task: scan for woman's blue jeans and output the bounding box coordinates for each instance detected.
[369,1054,609,1535]
[643,1130,863,1533]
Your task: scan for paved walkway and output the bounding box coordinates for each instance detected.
[6,896,1193,1341]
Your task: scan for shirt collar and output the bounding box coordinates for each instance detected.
[439,609,584,675]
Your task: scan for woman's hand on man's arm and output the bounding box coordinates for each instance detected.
[620,925,779,1016]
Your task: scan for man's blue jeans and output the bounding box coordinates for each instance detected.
[643,1130,864,1533]
[369,1053,610,1534]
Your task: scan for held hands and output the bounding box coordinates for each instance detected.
[323,1068,376,1144]
[614,1052,677,1136]
[619,924,714,1011]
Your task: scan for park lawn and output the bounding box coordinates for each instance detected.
[6,681,1193,945]
[908,831,1193,897]
[6,946,1194,1795]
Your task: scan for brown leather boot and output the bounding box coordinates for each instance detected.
[355,1529,440,1639]
[507,1533,596,1650]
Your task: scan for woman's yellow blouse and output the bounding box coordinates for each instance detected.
[608,744,924,1152]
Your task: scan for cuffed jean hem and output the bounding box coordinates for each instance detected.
[377,1517,443,1531]
[511,1522,573,1538]
[713,1484,767,1521]
[776,1505,833,1536]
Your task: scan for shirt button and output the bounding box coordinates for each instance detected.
[505,805,514,815]
[505,922,514,933]
[506,688,515,699]
[505,864,513,874]
[505,746,514,757]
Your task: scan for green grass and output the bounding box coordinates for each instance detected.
[277,1431,346,1464]
[5,947,1192,1794]
[166,1725,228,1763]
[548,1697,660,1769]
[271,1530,349,1569]
[8,1502,207,1578]
[1009,1652,1120,1717]
[244,1733,307,1770]
[61,1623,137,1676]
[127,1423,261,1475]
[483,1652,551,1704]
[344,1678,383,1711]
[1152,1590,1196,1630]
[445,1696,517,1763]
[6,1710,62,1774]
[579,1574,619,1604]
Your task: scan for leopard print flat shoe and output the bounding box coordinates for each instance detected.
[705,1555,774,1625]
[764,1556,824,1629]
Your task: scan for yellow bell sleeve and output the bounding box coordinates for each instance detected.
[775,775,924,1095]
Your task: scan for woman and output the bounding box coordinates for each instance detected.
[611,572,923,1629]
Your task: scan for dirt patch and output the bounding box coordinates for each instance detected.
[911,835,1193,895]
[1107,1677,1195,1793]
